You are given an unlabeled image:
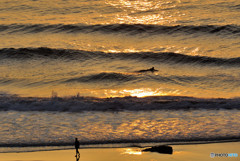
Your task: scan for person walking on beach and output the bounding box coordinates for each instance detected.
[75,138,80,159]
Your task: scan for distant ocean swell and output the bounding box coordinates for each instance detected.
[1,24,240,35]
[65,72,136,82]
[1,71,239,87]
[1,48,240,67]
[64,72,240,86]
[0,95,240,112]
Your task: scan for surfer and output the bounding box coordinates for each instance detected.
[137,67,158,73]
[75,138,80,159]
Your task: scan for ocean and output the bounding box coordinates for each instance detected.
[0,0,240,152]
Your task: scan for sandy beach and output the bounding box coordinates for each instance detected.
[0,142,239,161]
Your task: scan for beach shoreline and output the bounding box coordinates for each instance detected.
[0,141,239,161]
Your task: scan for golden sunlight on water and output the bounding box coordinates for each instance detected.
[1,0,181,25]
[122,148,142,155]
[106,0,177,12]
[104,88,180,97]
[106,0,181,24]
[1,0,239,25]
[1,110,240,148]
[1,0,240,99]
[80,114,240,142]
[116,14,173,24]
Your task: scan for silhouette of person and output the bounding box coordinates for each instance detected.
[137,67,158,73]
[149,67,158,72]
[75,138,80,159]
[150,67,154,71]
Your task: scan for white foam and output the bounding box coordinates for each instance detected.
[0,95,239,112]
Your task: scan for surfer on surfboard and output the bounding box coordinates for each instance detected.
[137,67,158,73]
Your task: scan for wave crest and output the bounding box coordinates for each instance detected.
[65,72,136,82]
[1,24,240,35]
[1,47,240,67]
[0,95,240,112]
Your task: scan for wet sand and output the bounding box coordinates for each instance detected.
[0,142,239,161]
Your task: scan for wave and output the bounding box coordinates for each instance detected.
[1,24,240,35]
[1,47,240,67]
[1,71,238,86]
[65,72,136,82]
[0,95,240,112]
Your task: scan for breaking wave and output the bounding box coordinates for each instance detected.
[0,95,240,112]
